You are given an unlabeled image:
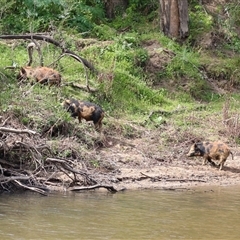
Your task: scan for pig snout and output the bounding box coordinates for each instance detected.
[186,144,198,157]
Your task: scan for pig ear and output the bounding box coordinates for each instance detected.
[64,99,71,106]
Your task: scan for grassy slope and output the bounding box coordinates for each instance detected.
[1,3,240,164]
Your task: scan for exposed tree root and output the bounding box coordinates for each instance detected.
[0,115,118,195]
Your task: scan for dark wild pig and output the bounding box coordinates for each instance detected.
[187,141,233,170]
[17,66,61,87]
[62,98,104,131]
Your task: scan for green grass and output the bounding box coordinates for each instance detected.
[1,11,240,142]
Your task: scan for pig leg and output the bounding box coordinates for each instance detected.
[207,158,216,166]
[93,112,104,131]
[94,118,103,131]
[78,115,82,123]
[218,158,226,171]
[202,158,208,165]
[203,157,215,166]
[94,122,101,131]
[38,78,48,85]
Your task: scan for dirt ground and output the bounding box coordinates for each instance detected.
[98,129,240,191]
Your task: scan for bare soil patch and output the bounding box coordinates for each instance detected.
[99,131,240,191]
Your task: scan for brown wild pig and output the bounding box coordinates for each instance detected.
[17,66,61,87]
[62,98,104,131]
[187,141,233,170]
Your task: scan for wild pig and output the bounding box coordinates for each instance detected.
[17,66,61,87]
[187,141,233,170]
[62,98,104,131]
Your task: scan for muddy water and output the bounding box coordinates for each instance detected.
[0,186,240,240]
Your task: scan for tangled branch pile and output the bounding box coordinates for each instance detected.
[0,114,118,195]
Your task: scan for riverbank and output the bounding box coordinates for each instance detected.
[98,128,240,191]
[1,112,240,194]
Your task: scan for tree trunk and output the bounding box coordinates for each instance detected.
[104,0,128,19]
[159,0,189,39]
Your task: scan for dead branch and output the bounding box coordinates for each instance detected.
[46,158,85,173]
[0,159,19,168]
[15,141,44,169]
[60,52,90,91]
[4,66,16,70]
[0,175,31,184]
[0,34,96,72]
[0,170,50,195]
[13,180,48,196]
[0,116,10,126]
[69,184,118,193]
[0,115,118,194]
[46,157,98,185]
[163,49,176,56]
[63,82,98,93]
[43,51,93,91]
[0,127,37,135]
[27,41,43,66]
[27,42,34,66]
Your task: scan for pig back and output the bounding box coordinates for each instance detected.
[202,141,230,160]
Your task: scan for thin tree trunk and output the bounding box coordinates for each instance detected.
[170,0,179,38]
[159,0,189,39]
[178,0,189,38]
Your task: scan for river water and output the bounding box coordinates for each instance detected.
[0,186,240,240]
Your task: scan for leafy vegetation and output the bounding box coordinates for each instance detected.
[0,0,105,34]
[1,0,240,145]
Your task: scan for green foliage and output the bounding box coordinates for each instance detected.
[110,70,167,112]
[92,24,117,40]
[110,0,158,31]
[134,48,149,67]
[226,35,240,52]
[0,0,105,33]
[219,3,240,52]
[65,1,105,33]
[128,0,158,13]
[79,33,170,117]
[188,78,212,101]
[0,0,64,33]
[1,0,240,137]
[162,46,201,80]
[189,1,240,52]
[90,159,100,168]
[226,2,240,27]
[189,4,213,41]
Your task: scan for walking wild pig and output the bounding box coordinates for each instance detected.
[17,66,61,87]
[187,141,233,170]
[62,98,104,131]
